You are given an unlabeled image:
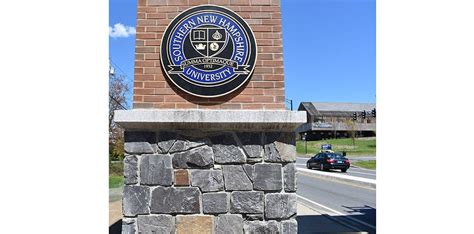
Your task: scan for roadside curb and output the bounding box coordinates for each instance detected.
[297,168,376,189]
[350,165,372,170]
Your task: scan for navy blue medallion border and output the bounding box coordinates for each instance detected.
[160,5,257,98]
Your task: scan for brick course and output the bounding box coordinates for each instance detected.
[133,0,285,110]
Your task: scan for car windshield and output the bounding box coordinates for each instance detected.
[327,153,344,159]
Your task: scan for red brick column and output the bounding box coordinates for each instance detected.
[134,0,285,110]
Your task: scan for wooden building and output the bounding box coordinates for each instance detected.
[296,102,376,140]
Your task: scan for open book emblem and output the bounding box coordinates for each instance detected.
[190,27,227,57]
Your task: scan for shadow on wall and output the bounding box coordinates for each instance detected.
[109,220,121,234]
[109,206,376,234]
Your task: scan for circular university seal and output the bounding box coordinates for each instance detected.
[161,5,257,98]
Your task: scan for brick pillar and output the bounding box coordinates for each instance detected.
[115,1,306,233]
[134,0,285,110]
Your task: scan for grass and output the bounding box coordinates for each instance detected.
[109,161,123,188]
[109,175,124,188]
[352,160,376,169]
[297,137,376,156]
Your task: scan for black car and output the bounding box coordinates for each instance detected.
[306,152,350,172]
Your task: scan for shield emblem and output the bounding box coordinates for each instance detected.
[190,28,227,57]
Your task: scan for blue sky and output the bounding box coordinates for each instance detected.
[109,0,375,108]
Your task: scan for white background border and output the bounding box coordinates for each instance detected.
[0,0,108,232]
[1,0,474,233]
[378,0,474,233]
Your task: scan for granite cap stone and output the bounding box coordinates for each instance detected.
[115,110,306,131]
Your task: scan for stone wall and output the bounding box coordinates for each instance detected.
[121,129,297,233]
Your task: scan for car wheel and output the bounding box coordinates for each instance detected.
[320,164,324,171]
[306,162,311,169]
[341,168,347,173]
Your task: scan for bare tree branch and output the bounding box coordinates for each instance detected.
[109,64,130,161]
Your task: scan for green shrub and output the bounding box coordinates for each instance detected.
[109,142,125,162]
[109,161,123,176]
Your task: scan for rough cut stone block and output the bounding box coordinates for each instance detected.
[275,140,296,161]
[137,215,174,234]
[253,164,282,191]
[176,215,214,234]
[140,154,173,186]
[169,135,211,154]
[203,192,228,214]
[242,164,255,182]
[264,132,296,162]
[174,169,190,186]
[244,221,280,234]
[121,218,136,234]
[124,131,157,154]
[151,187,200,214]
[125,142,155,154]
[222,165,252,191]
[236,132,263,158]
[190,170,224,192]
[281,219,298,234]
[172,145,214,169]
[124,155,138,184]
[265,193,297,219]
[123,185,150,216]
[215,214,244,234]
[230,191,264,214]
[210,133,246,164]
[156,131,177,154]
[284,163,297,192]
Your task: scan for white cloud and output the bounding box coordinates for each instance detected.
[109,23,136,38]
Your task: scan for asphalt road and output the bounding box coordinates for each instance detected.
[295,157,376,180]
[297,172,376,233]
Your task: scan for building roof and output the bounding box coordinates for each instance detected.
[298,102,318,116]
[298,102,376,117]
[310,102,375,112]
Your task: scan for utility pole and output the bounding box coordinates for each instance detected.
[303,132,307,154]
[285,99,293,111]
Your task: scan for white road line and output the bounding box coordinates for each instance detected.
[297,194,346,215]
[297,194,377,230]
